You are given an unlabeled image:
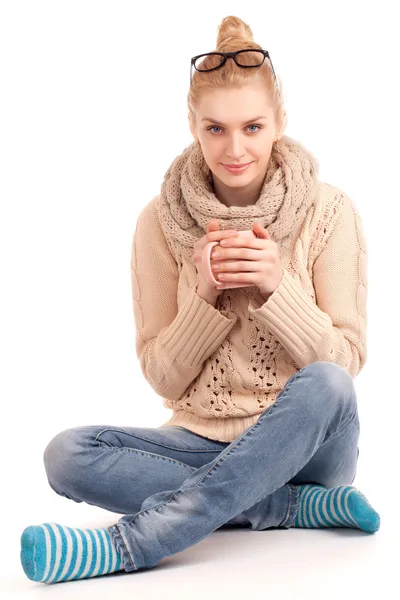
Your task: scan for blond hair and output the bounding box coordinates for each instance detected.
[188,15,286,130]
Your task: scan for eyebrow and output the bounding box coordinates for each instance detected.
[201,116,267,126]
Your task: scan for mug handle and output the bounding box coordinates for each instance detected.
[202,241,220,286]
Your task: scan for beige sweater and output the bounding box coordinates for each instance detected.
[130,182,367,442]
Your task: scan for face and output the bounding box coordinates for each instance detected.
[190,82,283,196]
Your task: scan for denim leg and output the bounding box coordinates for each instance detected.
[236,386,360,529]
[108,361,359,571]
[230,409,359,531]
[43,421,293,530]
[42,424,228,515]
[288,417,359,487]
[43,422,295,534]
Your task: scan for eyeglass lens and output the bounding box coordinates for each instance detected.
[194,50,265,71]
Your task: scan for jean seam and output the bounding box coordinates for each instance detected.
[323,414,360,446]
[280,484,300,528]
[108,525,136,571]
[97,445,197,471]
[280,485,293,528]
[95,428,224,454]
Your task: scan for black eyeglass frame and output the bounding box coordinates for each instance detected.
[190,49,279,91]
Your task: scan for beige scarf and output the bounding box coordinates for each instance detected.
[156,135,320,262]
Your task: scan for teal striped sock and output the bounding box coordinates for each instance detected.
[292,484,380,533]
[20,523,124,584]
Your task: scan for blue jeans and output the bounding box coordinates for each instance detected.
[43,362,360,572]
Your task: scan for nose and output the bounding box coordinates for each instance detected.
[226,133,246,160]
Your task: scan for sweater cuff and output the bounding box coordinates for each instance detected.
[248,268,331,364]
[160,284,238,368]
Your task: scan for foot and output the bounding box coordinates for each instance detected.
[20,522,124,583]
[292,484,380,533]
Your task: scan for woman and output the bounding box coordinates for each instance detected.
[20,15,380,585]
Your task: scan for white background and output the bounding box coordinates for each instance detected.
[1,1,398,597]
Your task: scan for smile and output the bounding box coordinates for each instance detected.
[222,163,252,174]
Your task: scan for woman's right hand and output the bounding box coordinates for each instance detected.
[193,218,238,299]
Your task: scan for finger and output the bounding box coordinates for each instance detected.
[219,237,267,248]
[252,222,271,240]
[207,229,239,242]
[212,259,260,272]
[207,219,219,232]
[216,282,255,289]
[217,272,256,283]
[212,247,262,262]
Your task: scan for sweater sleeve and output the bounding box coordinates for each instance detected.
[247,193,367,378]
[131,198,238,400]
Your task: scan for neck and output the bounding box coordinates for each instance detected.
[210,169,266,207]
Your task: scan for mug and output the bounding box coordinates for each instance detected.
[202,229,257,289]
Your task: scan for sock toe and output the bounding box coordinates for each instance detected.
[349,490,381,534]
[21,522,125,584]
[293,484,381,533]
[21,526,47,582]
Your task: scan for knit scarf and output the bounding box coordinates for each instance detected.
[155,135,320,262]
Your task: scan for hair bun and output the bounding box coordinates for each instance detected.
[216,15,254,51]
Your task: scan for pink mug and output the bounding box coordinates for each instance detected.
[202,229,257,289]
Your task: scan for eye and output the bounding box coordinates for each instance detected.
[248,124,262,132]
[207,125,223,134]
[207,124,263,134]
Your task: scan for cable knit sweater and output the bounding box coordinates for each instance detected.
[130,138,368,443]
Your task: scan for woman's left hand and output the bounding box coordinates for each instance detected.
[212,222,284,298]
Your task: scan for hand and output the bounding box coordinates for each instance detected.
[211,222,284,297]
[193,219,240,299]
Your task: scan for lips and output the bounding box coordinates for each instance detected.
[222,162,252,174]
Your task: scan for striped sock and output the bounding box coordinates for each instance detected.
[20,523,124,584]
[292,484,380,533]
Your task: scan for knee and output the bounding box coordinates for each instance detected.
[43,427,86,494]
[303,361,355,392]
[300,361,358,421]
